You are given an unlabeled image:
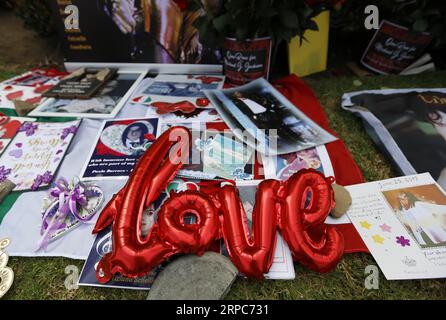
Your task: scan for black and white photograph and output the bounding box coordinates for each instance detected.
[205,78,337,155]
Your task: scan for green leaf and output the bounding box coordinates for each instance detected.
[193,15,207,29]
[307,19,319,31]
[212,13,231,32]
[413,19,428,32]
[280,11,299,29]
[236,27,249,41]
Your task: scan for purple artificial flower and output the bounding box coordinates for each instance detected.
[42,171,53,184]
[18,122,38,136]
[31,171,53,191]
[396,236,411,247]
[0,165,11,183]
[61,125,78,140]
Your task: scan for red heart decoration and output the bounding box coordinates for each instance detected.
[152,101,197,115]
[0,120,22,139]
[195,76,222,84]
[196,98,210,107]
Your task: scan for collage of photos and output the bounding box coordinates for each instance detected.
[0,70,61,110]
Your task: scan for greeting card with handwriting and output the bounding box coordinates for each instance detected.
[0,120,81,191]
[346,173,446,280]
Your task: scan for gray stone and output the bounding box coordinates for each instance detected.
[147,252,238,300]
[331,184,352,218]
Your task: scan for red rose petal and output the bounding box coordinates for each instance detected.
[34,84,53,94]
[6,90,23,101]
[196,98,210,107]
[25,96,42,104]
[152,100,196,114]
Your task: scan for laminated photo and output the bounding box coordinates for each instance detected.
[158,120,264,181]
[80,118,159,180]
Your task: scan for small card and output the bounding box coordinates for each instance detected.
[158,120,262,181]
[133,74,225,111]
[346,173,446,280]
[202,133,253,180]
[268,145,333,181]
[41,184,104,243]
[80,118,159,180]
[361,20,432,74]
[0,120,81,191]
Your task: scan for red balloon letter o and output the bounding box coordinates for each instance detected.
[158,191,220,254]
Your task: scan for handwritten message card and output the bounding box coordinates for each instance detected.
[0,120,81,191]
[346,173,446,280]
[361,20,432,74]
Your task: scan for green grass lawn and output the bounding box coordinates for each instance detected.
[1,62,446,300]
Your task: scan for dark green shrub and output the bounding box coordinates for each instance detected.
[12,0,55,37]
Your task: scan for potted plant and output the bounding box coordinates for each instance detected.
[193,0,324,84]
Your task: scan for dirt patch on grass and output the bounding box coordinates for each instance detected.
[0,10,62,69]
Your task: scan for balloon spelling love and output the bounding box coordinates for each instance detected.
[93,126,344,283]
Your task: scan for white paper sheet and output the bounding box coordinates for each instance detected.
[346,173,446,280]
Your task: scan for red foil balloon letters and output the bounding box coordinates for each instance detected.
[93,127,344,282]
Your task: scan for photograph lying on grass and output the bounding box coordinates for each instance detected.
[205,78,337,155]
[342,89,446,190]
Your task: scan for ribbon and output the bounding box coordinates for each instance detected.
[36,178,100,251]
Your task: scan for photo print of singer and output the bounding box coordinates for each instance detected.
[50,0,222,64]
[80,118,158,180]
[205,78,337,156]
[343,90,446,191]
[383,184,446,249]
